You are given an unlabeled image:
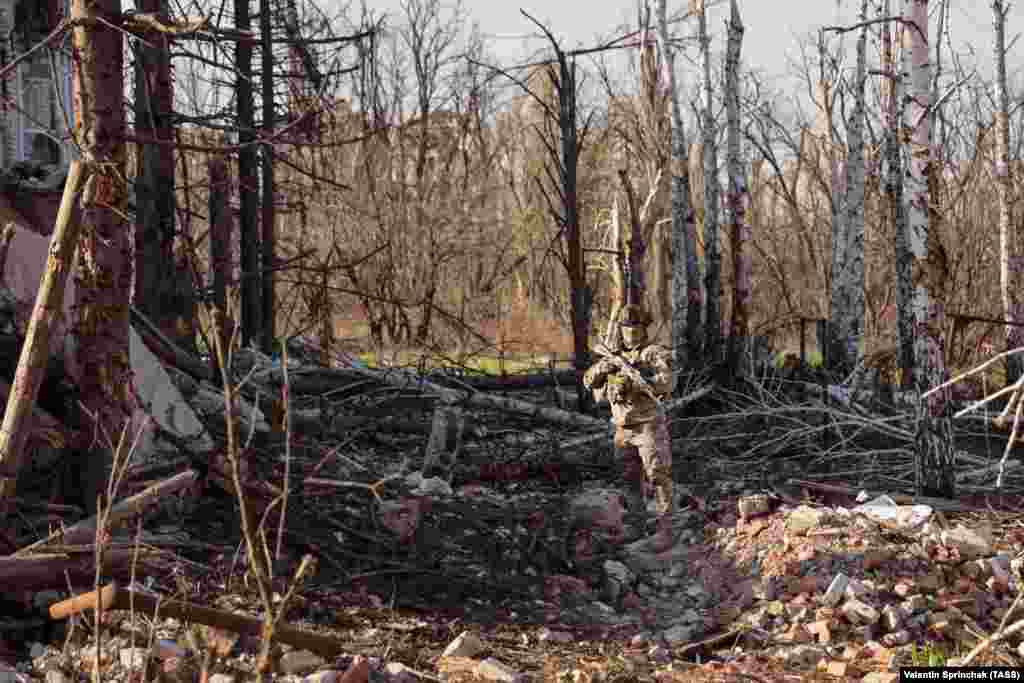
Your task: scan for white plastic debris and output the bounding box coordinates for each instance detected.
[851,494,932,531]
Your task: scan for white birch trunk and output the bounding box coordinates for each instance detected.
[993,0,1024,382]
[883,0,914,382]
[828,0,868,378]
[903,0,954,497]
[604,197,625,350]
[658,0,701,368]
[724,0,749,373]
[697,0,722,363]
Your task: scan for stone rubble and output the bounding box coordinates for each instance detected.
[7,483,1024,682]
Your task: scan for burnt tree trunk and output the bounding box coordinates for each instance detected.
[656,0,701,374]
[208,155,232,375]
[724,0,749,377]
[236,0,261,347]
[259,0,276,353]
[555,54,590,412]
[697,0,722,365]
[71,0,133,513]
[133,0,182,346]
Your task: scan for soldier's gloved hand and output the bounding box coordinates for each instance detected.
[605,375,625,403]
[584,358,615,388]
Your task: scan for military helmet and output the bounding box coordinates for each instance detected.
[619,303,651,327]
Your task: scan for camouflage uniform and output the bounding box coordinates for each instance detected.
[584,318,675,523]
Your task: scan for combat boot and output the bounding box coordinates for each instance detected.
[620,451,646,541]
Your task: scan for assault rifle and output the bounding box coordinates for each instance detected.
[592,343,662,404]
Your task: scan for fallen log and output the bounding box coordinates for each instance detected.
[15,469,199,555]
[254,367,369,396]
[427,369,581,392]
[288,409,431,436]
[51,581,350,658]
[349,365,606,430]
[0,548,159,589]
[255,366,582,397]
[956,452,1022,482]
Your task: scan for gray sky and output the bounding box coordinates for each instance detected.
[361,0,1023,94]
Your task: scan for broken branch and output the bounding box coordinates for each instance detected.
[50,581,350,658]
[0,160,87,504]
[15,469,198,555]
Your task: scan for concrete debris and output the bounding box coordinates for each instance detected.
[821,573,849,607]
[937,524,994,560]
[784,505,825,535]
[441,631,485,659]
[474,657,522,683]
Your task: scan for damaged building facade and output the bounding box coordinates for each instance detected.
[0,0,73,237]
[0,0,73,171]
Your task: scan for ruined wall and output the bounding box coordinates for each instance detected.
[0,0,14,168]
[0,0,72,170]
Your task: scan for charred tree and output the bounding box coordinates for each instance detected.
[132,0,184,346]
[236,0,262,347]
[70,0,133,513]
[827,0,868,378]
[260,0,276,353]
[208,155,232,376]
[724,0,749,377]
[505,11,595,412]
[696,0,722,365]
[656,0,700,373]
[883,0,913,385]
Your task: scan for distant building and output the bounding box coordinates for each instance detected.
[0,0,74,170]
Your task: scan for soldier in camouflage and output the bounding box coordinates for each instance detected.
[583,304,676,553]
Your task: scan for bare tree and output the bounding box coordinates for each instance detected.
[260,0,277,352]
[826,0,868,378]
[472,13,603,407]
[696,0,722,363]
[992,0,1023,383]
[133,0,187,345]
[880,0,913,381]
[597,5,669,338]
[903,0,954,497]
[723,0,749,375]
[657,0,700,372]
